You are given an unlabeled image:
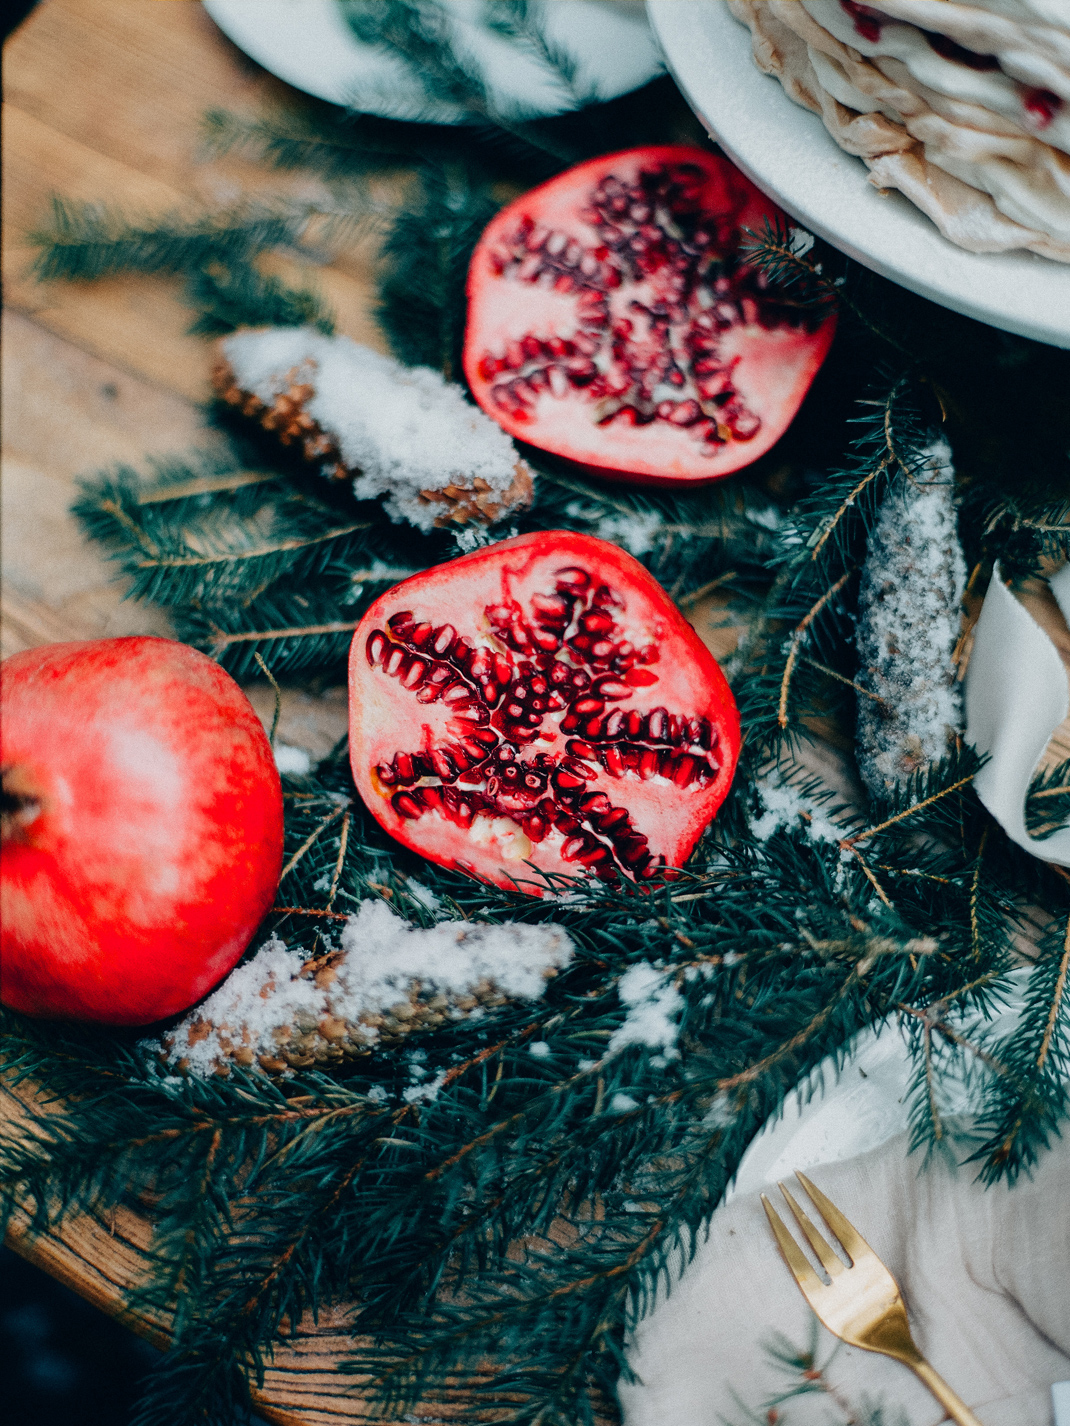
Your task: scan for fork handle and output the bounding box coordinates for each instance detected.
[909,1359,985,1426]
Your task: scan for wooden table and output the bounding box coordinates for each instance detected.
[6,6,1070,1423]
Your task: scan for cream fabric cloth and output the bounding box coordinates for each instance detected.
[620,1129,1070,1425]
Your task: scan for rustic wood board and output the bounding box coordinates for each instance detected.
[4,4,1069,1422]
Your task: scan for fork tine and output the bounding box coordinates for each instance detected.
[795,1171,870,1266]
[778,1181,845,1278]
[761,1193,826,1297]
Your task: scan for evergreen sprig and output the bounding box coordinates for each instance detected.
[1026,757,1070,841]
[7,746,1058,1425]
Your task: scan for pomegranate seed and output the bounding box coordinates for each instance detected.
[547,366,570,398]
[639,749,660,779]
[553,768,587,792]
[366,631,386,666]
[616,835,650,865]
[388,610,414,634]
[376,762,398,785]
[401,657,428,689]
[563,756,599,778]
[672,755,698,787]
[602,745,625,777]
[565,358,597,384]
[556,567,590,592]
[646,708,669,741]
[393,793,422,820]
[429,748,456,780]
[581,611,614,635]
[385,646,406,678]
[625,668,658,688]
[625,710,644,737]
[598,806,630,832]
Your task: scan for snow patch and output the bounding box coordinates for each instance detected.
[609,962,683,1057]
[221,327,527,533]
[564,500,664,558]
[274,744,312,775]
[750,770,844,845]
[609,1092,640,1113]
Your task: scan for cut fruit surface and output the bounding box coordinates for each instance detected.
[348,532,740,894]
[464,145,836,486]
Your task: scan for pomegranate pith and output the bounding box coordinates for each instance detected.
[463,146,836,486]
[348,532,740,894]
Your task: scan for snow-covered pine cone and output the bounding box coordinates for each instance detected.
[855,440,966,796]
[161,900,574,1078]
[212,327,533,532]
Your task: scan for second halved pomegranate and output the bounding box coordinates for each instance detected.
[349,532,739,894]
[464,146,836,486]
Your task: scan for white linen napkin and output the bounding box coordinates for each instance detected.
[620,1128,1070,1425]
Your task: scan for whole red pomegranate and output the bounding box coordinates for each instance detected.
[1,637,283,1024]
[349,532,739,894]
[464,146,835,485]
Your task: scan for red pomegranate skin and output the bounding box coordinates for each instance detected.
[464,146,836,486]
[349,532,740,895]
[0,637,283,1024]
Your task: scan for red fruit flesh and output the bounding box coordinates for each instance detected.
[0,637,283,1024]
[464,146,835,486]
[348,532,740,894]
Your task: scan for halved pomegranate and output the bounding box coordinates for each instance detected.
[348,532,740,894]
[464,146,836,486]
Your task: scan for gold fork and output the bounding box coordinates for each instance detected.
[761,1172,984,1426]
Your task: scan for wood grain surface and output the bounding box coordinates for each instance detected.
[4,4,1069,1422]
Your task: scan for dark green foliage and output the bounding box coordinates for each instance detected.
[31,197,302,282]
[184,259,334,337]
[70,452,435,676]
[1026,757,1070,841]
[375,163,500,375]
[970,908,1070,1184]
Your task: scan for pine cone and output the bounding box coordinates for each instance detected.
[168,949,519,1076]
[211,328,534,530]
[855,442,966,796]
[161,903,573,1078]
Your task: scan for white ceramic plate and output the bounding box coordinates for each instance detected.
[204,0,663,125]
[646,0,1070,350]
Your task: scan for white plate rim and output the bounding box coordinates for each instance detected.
[646,0,1070,350]
[203,0,664,126]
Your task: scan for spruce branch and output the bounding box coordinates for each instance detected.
[31,196,302,282]
[1026,758,1070,840]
